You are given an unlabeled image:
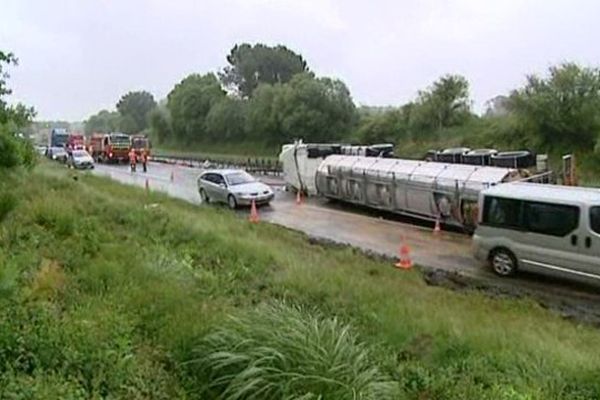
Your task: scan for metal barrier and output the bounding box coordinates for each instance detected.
[151,154,282,176]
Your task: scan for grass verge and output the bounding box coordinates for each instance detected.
[0,163,599,398]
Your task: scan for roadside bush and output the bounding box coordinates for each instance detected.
[184,301,399,399]
[0,191,16,223]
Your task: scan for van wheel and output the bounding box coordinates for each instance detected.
[490,248,517,276]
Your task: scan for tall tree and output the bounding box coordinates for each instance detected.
[84,110,121,135]
[509,63,600,152]
[116,91,157,133]
[219,43,308,98]
[205,97,247,141]
[167,73,225,142]
[0,50,35,169]
[410,74,471,133]
[247,73,357,144]
[149,105,172,144]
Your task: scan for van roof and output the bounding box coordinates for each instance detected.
[483,182,600,204]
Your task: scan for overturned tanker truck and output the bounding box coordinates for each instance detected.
[280,141,549,231]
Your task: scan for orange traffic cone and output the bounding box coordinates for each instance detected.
[249,200,259,223]
[433,216,441,235]
[170,170,175,183]
[395,238,413,270]
[296,190,303,205]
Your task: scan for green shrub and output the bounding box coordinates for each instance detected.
[0,191,16,223]
[185,301,399,399]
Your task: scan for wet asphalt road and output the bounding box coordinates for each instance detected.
[92,161,600,323]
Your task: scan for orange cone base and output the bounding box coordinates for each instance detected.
[395,260,413,270]
[249,201,259,223]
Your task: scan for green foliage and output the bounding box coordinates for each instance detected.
[0,191,17,223]
[247,73,357,144]
[167,73,226,143]
[509,63,600,152]
[205,96,247,141]
[149,105,173,144]
[116,90,157,133]
[220,43,308,98]
[1,164,600,397]
[83,109,121,135]
[0,50,36,170]
[356,107,409,144]
[0,50,17,117]
[410,74,472,133]
[186,302,399,399]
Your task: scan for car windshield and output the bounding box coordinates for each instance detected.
[73,150,88,157]
[226,171,255,186]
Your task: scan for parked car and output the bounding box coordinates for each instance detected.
[48,146,67,162]
[197,169,274,209]
[473,182,600,284]
[67,150,94,169]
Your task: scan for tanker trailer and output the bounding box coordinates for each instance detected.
[315,155,521,230]
[279,141,393,195]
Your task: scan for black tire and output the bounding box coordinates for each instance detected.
[227,195,237,210]
[489,248,518,277]
[199,188,210,204]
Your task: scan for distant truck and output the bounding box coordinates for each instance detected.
[49,128,69,148]
[130,134,151,160]
[87,132,131,163]
[65,133,85,156]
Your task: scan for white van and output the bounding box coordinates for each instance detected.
[473,182,600,283]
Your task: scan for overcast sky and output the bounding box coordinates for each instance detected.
[2,0,599,121]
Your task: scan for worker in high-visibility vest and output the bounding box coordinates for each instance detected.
[141,149,148,173]
[129,149,137,172]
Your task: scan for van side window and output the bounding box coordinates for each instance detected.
[590,207,600,234]
[524,201,579,237]
[483,196,523,229]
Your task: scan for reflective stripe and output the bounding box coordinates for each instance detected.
[522,259,600,280]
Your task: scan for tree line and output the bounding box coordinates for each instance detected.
[83,43,600,160]
[0,50,35,169]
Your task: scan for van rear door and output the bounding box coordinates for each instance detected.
[576,205,600,281]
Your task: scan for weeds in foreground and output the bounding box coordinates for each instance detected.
[185,301,399,399]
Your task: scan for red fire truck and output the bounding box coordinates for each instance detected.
[130,134,151,160]
[87,132,131,163]
[65,133,85,156]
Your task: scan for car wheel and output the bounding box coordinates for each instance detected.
[490,248,517,276]
[227,195,237,209]
[199,188,210,204]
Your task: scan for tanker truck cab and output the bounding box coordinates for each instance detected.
[473,182,600,284]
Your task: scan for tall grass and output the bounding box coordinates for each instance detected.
[185,301,398,399]
[0,162,599,398]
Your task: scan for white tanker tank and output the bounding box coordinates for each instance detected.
[315,155,522,230]
[279,141,393,195]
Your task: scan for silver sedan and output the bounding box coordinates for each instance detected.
[197,169,274,209]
